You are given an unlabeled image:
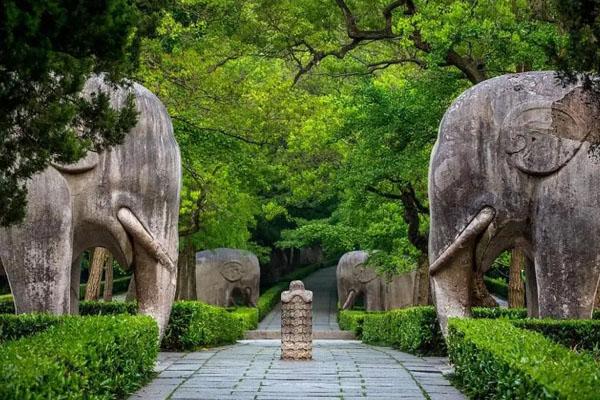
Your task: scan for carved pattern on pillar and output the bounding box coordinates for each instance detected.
[281,280,313,360]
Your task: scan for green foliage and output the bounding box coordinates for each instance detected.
[361,307,447,356]
[0,0,166,226]
[514,319,600,359]
[483,276,509,299]
[79,300,138,316]
[0,315,158,399]
[448,318,600,399]
[338,310,369,337]
[0,314,64,344]
[0,295,14,314]
[471,307,528,320]
[161,301,245,350]
[229,307,259,331]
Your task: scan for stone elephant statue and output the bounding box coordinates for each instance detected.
[195,248,260,307]
[428,71,600,333]
[337,251,422,311]
[0,76,181,336]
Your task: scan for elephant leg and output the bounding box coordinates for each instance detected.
[70,255,82,314]
[534,207,599,319]
[524,257,539,318]
[430,245,473,335]
[365,283,384,311]
[0,171,73,315]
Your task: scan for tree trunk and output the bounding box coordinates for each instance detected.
[85,248,110,301]
[175,239,196,300]
[125,274,136,302]
[509,248,526,308]
[102,255,114,302]
[595,282,600,310]
[471,269,498,307]
[415,255,430,305]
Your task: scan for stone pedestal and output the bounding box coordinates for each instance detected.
[281,280,313,360]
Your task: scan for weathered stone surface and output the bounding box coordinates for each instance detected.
[195,248,260,307]
[337,251,423,311]
[281,280,313,360]
[0,75,181,336]
[428,71,600,334]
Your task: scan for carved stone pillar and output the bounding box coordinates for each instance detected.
[281,280,313,360]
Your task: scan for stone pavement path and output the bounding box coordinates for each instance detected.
[258,266,339,331]
[129,340,465,400]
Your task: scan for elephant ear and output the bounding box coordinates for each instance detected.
[220,261,244,282]
[51,151,99,174]
[352,263,377,284]
[501,95,590,176]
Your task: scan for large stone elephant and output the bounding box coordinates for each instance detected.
[0,76,181,336]
[337,251,423,311]
[195,248,260,307]
[428,71,600,333]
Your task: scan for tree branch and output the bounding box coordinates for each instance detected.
[172,115,270,146]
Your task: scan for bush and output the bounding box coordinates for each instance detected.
[362,306,447,356]
[338,310,368,336]
[448,318,600,399]
[0,314,64,344]
[483,276,508,299]
[79,300,137,315]
[0,315,158,399]
[229,307,259,330]
[161,301,246,350]
[513,319,600,359]
[257,282,288,320]
[471,307,528,319]
[0,295,14,314]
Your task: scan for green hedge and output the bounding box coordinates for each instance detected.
[338,310,370,336]
[229,307,259,331]
[79,300,137,315]
[0,294,13,314]
[0,314,157,399]
[0,314,64,344]
[483,276,508,299]
[513,319,600,359]
[448,318,600,399]
[161,301,246,350]
[361,307,447,356]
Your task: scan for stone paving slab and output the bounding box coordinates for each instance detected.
[128,340,466,400]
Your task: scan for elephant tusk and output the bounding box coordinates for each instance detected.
[117,208,176,273]
[342,289,356,310]
[429,206,495,276]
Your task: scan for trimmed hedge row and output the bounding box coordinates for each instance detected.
[0,314,64,344]
[0,314,158,399]
[448,318,600,399]
[361,307,447,356]
[483,276,508,299]
[161,301,247,350]
[514,319,600,359]
[338,310,370,336]
[229,306,259,331]
[79,300,137,315]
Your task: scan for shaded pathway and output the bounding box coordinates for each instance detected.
[258,266,339,332]
[129,340,465,400]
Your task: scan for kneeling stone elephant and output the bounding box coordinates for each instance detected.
[0,76,181,336]
[195,248,260,307]
[337,251,423,311]
[429,71,600,333]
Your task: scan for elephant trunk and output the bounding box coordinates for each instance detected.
[118,208,177,338]
[429,207,495,336]
[342,289,356,310]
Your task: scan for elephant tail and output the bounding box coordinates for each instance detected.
[429,207,495,276]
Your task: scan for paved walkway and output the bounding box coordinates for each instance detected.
[258,266,339,331]
[129,340,465,400]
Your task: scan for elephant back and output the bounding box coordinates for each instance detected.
[195,248,260,283]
